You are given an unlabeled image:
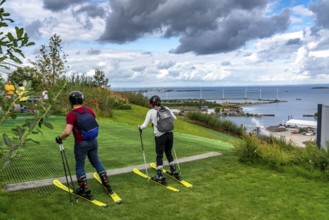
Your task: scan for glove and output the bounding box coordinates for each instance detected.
[138,127,142,133]
[55,136,63,144]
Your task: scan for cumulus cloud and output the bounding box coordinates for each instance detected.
[70,4,107,30]
[156,69,169,79]
[131,66,145,72]
[221,61,231,66]
[286,38,301,45]
[292,0,329,79]
[304,57,329,76]
[75,4,106,18]
[99,0,290,55]
[6,0,328,87]
[309,0,329,29]
[142,51,152,56]
[157,61,176,69]
[172,9,290,54]
[86,48,102,55]
[244,53,261,63]
[25,20,43,39]
[43,0,86,12]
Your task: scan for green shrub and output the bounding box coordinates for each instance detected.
[235,132,329,179]
[292,143,329,172]
[234,134,261,163]
[186,111,244,137]
[235,138,290,170]
[259,142,291,170]
[258,135,295,151]
[120,91,149,107]
[49,81,130,117]
[221,119,244,136]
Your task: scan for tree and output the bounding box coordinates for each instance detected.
[32,34,68,86]
[0,0,34,67]
[93,69,110,88]
[9,67,42,91]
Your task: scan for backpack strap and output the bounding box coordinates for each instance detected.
[71,107,86,132]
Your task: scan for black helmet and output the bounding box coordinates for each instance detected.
[69,91,84,105]
[149,95,161,107]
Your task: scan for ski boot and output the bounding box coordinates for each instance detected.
[99,171,114,194]
[74,175,93,200]
[151,169,167,185]
[169,163,181,181]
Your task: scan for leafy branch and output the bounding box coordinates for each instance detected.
[0,81,67,170]
[0,0,35,67]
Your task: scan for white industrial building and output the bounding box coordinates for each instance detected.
[285,119,317,129]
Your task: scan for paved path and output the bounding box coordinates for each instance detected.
[5,151,222,192]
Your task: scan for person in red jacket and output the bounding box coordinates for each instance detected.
[55,91,113,199]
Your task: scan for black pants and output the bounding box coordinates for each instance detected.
[154,132,174,167]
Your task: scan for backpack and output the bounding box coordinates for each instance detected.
[72,107,99,140]
[156,106,174,132]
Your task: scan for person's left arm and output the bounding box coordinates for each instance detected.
[168,107,177,120]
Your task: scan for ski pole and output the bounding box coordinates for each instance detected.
[139,129,149,177]
[59,143,72,204]
[59,143,77,204]
[61,144,77,202]
[172,145,181,174]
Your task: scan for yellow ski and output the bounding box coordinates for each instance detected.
[93,172,122,204]
[133,168,180,192]
[53,180,108,208]
[150,163,193,188]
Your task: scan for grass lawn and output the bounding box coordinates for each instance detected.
[0,105,328,219]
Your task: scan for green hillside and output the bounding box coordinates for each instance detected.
[0,105,328,220]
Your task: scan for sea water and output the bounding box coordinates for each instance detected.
[136,84,329,129]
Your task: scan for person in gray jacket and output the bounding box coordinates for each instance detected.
[137,95,180,185]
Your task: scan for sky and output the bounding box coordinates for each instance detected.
[2,0,329,88]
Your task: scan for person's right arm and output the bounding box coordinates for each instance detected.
[138,110,152,130]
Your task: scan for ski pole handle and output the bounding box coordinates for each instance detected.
[59,143,65,152]
[139,131,144,151]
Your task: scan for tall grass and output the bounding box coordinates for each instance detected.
[235,133,329,179]
[49,78,130,117]
[49,77,157,117]
[234,133,261,164]
[293,144,329,173]
[120,91,149,108]
[185,111,244,137]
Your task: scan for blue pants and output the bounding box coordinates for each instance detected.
[74,138,105,179]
